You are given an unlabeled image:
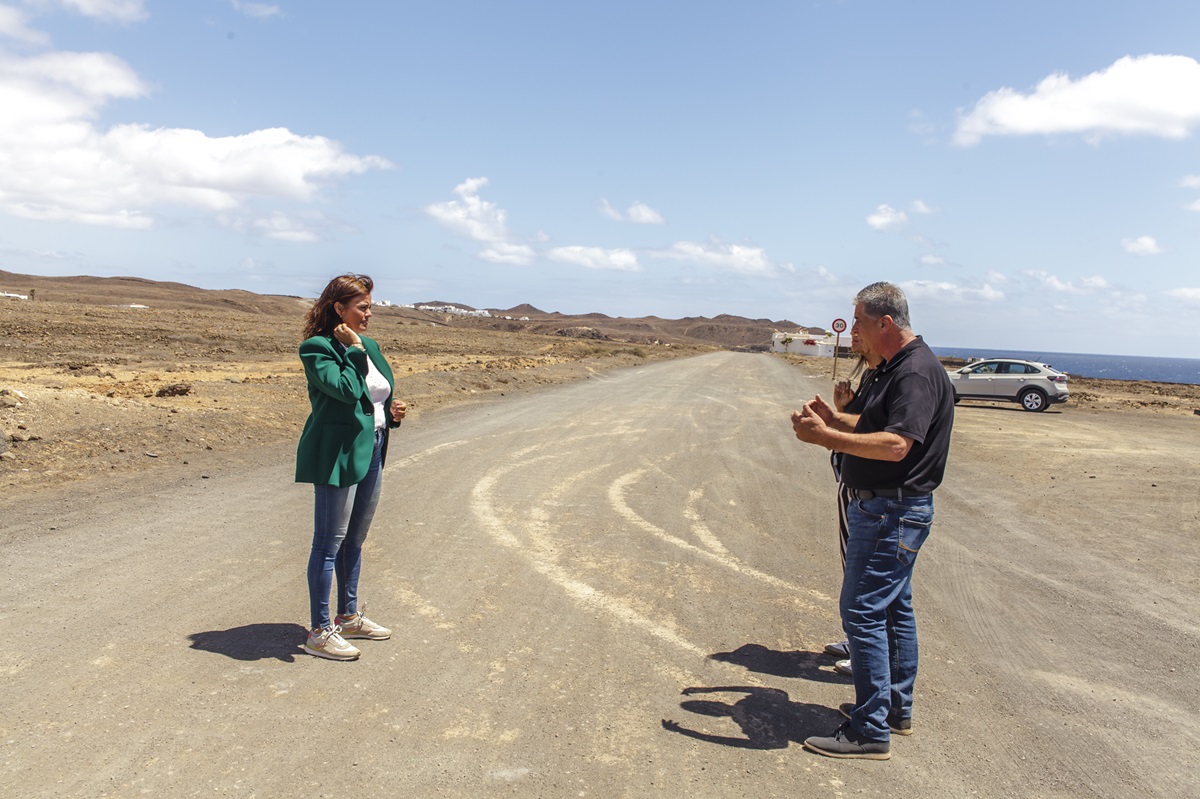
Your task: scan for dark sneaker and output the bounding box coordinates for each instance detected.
[803,722,890,760]
[824,640,850,658]
[839,702,913,736]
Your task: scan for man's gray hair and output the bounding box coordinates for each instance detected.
[855,282,911,331]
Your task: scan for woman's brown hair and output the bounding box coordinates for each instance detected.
[302,273,374,340]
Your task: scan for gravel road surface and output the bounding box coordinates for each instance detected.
[3,351,1197,797]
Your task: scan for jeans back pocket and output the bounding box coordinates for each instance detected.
[895,504,933,563]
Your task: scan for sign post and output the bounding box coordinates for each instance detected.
[831,318,847,382]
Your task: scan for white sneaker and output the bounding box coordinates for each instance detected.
[304,626,361,661]
[834,658,853,677]
[335,609,391,640]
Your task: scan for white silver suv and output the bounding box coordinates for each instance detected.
[948,358,1069,412]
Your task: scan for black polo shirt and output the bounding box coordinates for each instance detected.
[840,336,954,494]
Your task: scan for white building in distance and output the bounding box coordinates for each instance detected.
[772,330,838,357]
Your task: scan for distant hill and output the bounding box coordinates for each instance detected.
[460,305,813,351]
[0,269,309,315]
[412,300,478,311]
[0,270,819,351]
[501,303,546,316]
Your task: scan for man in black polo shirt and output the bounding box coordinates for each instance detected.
[791,282,954,760]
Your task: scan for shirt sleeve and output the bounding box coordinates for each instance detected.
[299,338,369,404]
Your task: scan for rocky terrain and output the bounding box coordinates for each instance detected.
[2,270,1198,494]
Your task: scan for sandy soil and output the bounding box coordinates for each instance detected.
[4,296,1197,497]
[0,299,710,492]
[3,291,1199,796]
[2,347,1197,797]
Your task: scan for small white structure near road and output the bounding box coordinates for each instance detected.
[772,330,837,356]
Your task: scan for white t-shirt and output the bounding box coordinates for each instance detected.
[364,355,391,431]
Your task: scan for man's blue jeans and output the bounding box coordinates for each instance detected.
[841,493,934,741]
[307,431,384,630]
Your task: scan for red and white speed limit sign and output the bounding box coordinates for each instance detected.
[831,318,847,333]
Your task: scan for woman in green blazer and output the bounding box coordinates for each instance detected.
[296,274,406,661]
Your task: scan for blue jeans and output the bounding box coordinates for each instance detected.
[307,430,384,630]
[841,494,934,741]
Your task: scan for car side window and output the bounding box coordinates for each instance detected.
[970,363,997,374]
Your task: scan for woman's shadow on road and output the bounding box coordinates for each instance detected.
[188,622,307,662]
[709,642,849,683]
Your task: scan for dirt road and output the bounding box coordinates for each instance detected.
[2,352,1197,797]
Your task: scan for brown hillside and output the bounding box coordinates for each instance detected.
[1,270,810,350]
[463,307,806,351]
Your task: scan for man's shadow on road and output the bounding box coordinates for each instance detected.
[660,644,849,749]
[188,622,307,662]
[709,643,850,683]
[662,686,836,749]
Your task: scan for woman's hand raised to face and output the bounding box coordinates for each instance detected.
[833,380,854,412]
[333,323,363,349]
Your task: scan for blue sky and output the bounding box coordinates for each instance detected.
[2,1,1200,357]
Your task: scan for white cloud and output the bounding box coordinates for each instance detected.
[918,254,948,266]
[985,270,1008,284]
[0,244,74,259]
[599,198,622,221]
[230,0,280,18]
[901,280,1005,302]
[955,54,1200,146]
[218,210,324,242]
[911,199,937,214]
[626,201,665,225]
[0,46,390,231]
[426,178,547,265]
[251,211,319,242]
[47,0,148,23]
[654,239,790,277]
[1023,271,1070,292]
[1180,175,1200,189]
[866,204,907,232]
[1166,287,1200,303]
[1022,270,1110,294]
[547,245,640,272]
[480,242,535,266]
[599,197,665,225]
[812,264,838,283]
[1080,275,1111,289]
[0,50,147,121]
[1120,236,1163,255]
[114,125,387,199]
[1099,290,1149,316]
[425,177,511,243]
[0,6,49,44]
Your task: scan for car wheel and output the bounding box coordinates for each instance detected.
[1019,388,1047,412]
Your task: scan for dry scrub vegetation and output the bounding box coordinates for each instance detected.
[4,293,1197,495]
[0,298,708,491]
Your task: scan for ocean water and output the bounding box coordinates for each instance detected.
[931,347,1200,386]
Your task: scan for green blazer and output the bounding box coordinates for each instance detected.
[295,334,400,488]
